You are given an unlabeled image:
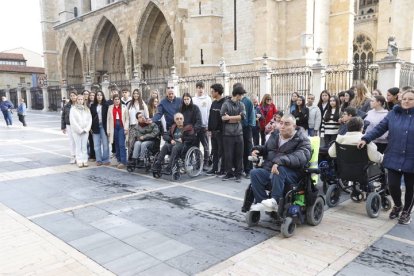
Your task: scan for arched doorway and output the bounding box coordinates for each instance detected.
[91,17,126,83]
[62,37,83,85]
[137,2,174,79]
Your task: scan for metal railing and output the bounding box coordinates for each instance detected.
[30,87,44,110]
[140,77,167,100]
[48,86,61,111]
[400,62,414,88]
[325,62,378,93]
[229,70,260,98]
[270,67,312,111]
[178,74,217,97]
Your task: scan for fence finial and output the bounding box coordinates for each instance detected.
[316,47,323,64]
[262,53,268,66]
[219,57,227,73]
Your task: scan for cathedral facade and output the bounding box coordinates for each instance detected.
[40,0,414,86]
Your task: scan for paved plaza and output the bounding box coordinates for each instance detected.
[0,111,413,276]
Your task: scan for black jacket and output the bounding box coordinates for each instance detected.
[253,128,311,171]
[163,124,196,145]
[292,107,309,130]
[61,103,72,130]
[208,97,226,131]
[220,98,246,136]
[90,102,109,134]
[181,105,202,132]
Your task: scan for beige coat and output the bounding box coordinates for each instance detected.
[328,131,383,164]
[107,104,130,144]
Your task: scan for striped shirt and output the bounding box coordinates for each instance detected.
[323,109,340,135]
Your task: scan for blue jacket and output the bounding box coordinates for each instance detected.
[362,105,414,173]
[152,96,181,130]
[241,97,255,127]
[0,100,14,112]
[17,103,26,115]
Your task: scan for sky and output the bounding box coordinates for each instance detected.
[0,0,43,54]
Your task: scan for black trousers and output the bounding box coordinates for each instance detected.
[376,143,387,154]
[223,135,244,177]
[157,143,189,169]
[197,128,209,163]
[252,126,260,146]
[88,132,96,159]
[242,126,253,174]
[18,114,26,126]
[211,131,224,172]
[260,130,266,145]
[388,169,414,213]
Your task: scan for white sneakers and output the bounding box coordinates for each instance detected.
[69,156,76,164]
[261,198,278,210]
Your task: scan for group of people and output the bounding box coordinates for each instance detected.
[0,96,27,127]
[59,82,413,226]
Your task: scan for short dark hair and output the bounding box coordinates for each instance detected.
[338,91,346,98]
[347,117,364,132]
[135,111,142,119]
[344,106,357,117]
[233,82,243,89]
[210,83,224,95]
[387,87,399,96]
[121,87,129,93]
[373,95,386,106]
[232,86,246,96]
[196,81,204,88]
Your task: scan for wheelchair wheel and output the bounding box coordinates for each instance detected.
[281,217,296,238]
[326,184,340,207]
[245,211,260,227]
[339,179,352,194]
[153,171,162,178]
[306,196,324,226]
[185,147,203,177]
[381,196,392,211]
[366,192,381,218]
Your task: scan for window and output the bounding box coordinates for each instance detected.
[20,77,25,84]
[353,34,374,80]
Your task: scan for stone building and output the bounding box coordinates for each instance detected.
[40,0,414,88]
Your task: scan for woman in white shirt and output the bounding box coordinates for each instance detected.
[69,94,92,167]
[127,89,149,158]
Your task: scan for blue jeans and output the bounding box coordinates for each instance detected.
[308,129,315,136]
[114,120,127,164]
[2,110,12,125]
[250,167,301,203]
[92,123,109,163]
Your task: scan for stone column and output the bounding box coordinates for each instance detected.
[258,54,272,101]
[101,74,110,100]
[42,81,49,112]
[6,85,10,100]
[25,83,31,110]
[167,66,179,96]
[130,69,141,92]
[17,83,22,103]
[311,63,326,102]
[61,79,68,101]
[377,57,403,92]
[215,58,230,96]
[83,74,92,92]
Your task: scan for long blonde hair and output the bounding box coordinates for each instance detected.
[351,83,371,108]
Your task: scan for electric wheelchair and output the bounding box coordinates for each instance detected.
[242,157,325,238]
[324,143,391,218]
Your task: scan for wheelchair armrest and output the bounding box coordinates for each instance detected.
[304,168,320,174]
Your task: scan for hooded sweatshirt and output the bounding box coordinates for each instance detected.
[365,108,389,144]
[193,94,212,128]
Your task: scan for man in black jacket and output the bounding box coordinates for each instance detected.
[220,86,246,182]
[206,83,226,176]
[250,114,311,209]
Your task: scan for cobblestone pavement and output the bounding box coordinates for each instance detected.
[0,111,413,276]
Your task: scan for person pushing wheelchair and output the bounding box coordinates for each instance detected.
[250,114,312,210]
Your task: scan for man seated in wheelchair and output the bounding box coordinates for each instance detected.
[328,117,383,164]
[128,112,160,167]
[152,112,196,174]
[249,114,311,211]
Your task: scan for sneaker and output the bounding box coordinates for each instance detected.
[103,162,111,166]
[117,163,126,169]
[216,171,226,177]
[235,175,242,183]
[206,169,216,176]
[89,158,96,162]
[261,198,278,210]
[245,172,251,179]
[77,162,83,168]
[96,162,103,166]
[398,211,412,225]
[222,174,235,181]
[389,206,402,219]
[83,162,89,167]
[69,156,76,164]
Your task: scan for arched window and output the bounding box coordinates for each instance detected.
[353,34,375,80]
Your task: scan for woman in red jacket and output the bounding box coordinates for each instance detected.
[259,94,278,145]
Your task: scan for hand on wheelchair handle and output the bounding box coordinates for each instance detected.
[357,140,366,149]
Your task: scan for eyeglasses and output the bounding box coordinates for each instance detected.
[167,87,174,89]
[175,118,184,120]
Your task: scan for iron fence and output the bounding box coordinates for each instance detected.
[178,74,217,97]
[229,70,260,98]
[270,67,312,111]
[110,80,131,92]
[67,84,84,96]
[140,77,167,100]
[48,86,61,111]
[400,62,414,88]
[30,87,43,110]
[325,62,377,94]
